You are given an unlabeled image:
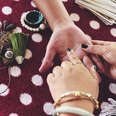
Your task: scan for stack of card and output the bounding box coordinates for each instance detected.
[75,0,116,25]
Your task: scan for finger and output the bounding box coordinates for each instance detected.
[83,56,101,83]
[90,66,99,82]
[83,55,94,70]
[74,46,86,59]
[81,44,107,56]
[39,47,56,72]
[62,55,69,61]
[90,55,105,73]
[61,61,72,69]
[53,66,62,77]
[91,40,111,45]
[67,48,82,65]
[47,73,55,85]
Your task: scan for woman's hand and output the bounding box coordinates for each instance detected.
[34,0,104,73]
[39,24,92,72]
[82,40,116,79]
[47,49,99,113]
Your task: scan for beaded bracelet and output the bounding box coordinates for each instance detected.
[20,10,47,32]
[53,106,94,116]
[54,91,99,109]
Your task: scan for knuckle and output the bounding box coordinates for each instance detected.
[47,74,53,84]
[62,61,71,65]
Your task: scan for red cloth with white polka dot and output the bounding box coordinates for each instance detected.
[0,0,116,116]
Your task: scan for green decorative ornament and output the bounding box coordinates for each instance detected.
[9,33,29,64]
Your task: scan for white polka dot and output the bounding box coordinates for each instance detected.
[2,6,12,15]
[100,102,109,110]
[20,93,32,106]
[89,20,100,30]
[109,83,116,95]
[43,102,54,115]
[110,28,116,37]
[32,33,42,43]
[70,13,80,22]
[31,74,43,86]
[13,27,22,33]
[25,49,32,60]
[0,84,10,96]
[0,21,2,28]
[9,113,18,116]
[9,66,21,77]
[31,1,37,8]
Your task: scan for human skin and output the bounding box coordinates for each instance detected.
[32,1,100,115]
[47,49,99,116]
[33,0,104,73]
[82,40,116,80]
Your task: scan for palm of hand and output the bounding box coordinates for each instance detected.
[39,25,91,72]
[49,25,89,60]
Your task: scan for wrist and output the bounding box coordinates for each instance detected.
[53,18,74,31]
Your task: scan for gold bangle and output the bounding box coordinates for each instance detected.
[54,91,99,109]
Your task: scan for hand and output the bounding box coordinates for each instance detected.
[82,40,116,79]
[39,24,91,72]
[47,49,99,113]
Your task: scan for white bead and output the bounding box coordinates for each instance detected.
[37,28,39,31]
[29,27,32,30]
[26,26,30,29]
[25,25,28,28]
[39,24,45,30]
[33,28,36,31]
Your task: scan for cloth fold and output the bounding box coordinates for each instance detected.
[75,0,116,25]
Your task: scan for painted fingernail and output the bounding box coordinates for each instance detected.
[94,65,99,71]
[67,48,71,52]
[81,44,88,49]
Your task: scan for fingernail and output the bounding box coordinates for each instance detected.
[94,65,99,71]
[81,44,88,49]
[67,48,71,52]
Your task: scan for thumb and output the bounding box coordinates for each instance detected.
[90,65,101,83]
[83,55,101,83]
[39,47,56,72]
[81,44,107,56]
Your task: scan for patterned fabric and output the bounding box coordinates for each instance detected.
[0,0,116,116]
